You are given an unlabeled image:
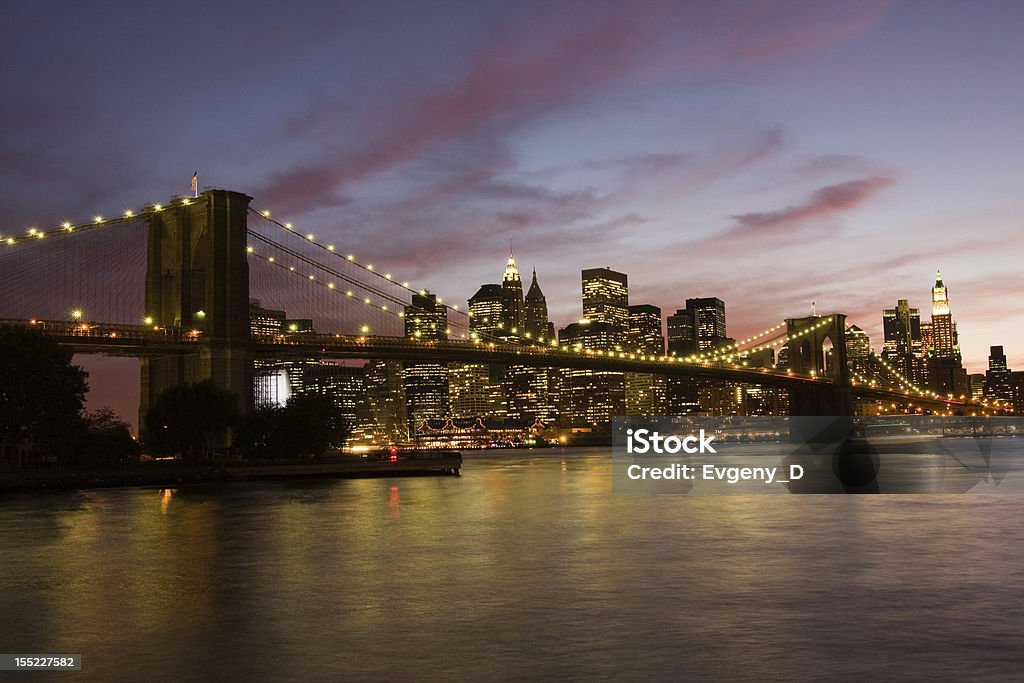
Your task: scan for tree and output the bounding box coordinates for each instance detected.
[73,407,140,466]
[0,326,88,465]
[234,393,350,459]
[280,393,350,457]
[144,379,238,459]
[234,403,288,460]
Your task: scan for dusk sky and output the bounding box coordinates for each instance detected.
[3,0,1023,419]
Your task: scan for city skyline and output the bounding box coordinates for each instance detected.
[3,0,1022,419]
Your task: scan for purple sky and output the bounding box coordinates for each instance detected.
[3,1,1023,423]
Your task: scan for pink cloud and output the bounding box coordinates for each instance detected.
[256,1,887,213]
[725,176,896,239]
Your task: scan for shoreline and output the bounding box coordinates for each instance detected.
[0,454,463,493]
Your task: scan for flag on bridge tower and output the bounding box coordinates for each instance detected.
[191,171,198,198]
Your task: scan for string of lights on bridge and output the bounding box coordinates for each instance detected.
[247,244,469,339]
[0,198,209,248]
[683,317,837,367]
[243,242,852,381]
[249,208,472,321]
[247,239,841,377]
[684,323,788,362]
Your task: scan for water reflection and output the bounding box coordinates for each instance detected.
[0,449,1022,680]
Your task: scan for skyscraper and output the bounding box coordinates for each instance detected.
[985,345,1013,402]
[501,250,525,336]
[510,268,559,423]
[404,292,449,431]
[882,299,925,385]
[448,363,496,418]
[666,308,695,356]
[969,373,986,403]
[468,283,504,340]
[628,304,665,355]
[581,267,629,337]
[625,304,666,416]
[365,360,408,443]
[558,320,625,426]
[665,298,727,356]
[925,271,967,395]
[688,297,727,351]
[663,298,728,414]
[929,271,959,359]
[845,324,873,380]
[846,325,871,362]
[524,268,555,341]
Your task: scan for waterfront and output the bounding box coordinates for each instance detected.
[2,447,1023,681]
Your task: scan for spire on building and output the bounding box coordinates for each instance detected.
[524,266,552,339]
[500,245,525,334]
[503,247,520,283]
[932,269,950,316]
[526,268,543,300]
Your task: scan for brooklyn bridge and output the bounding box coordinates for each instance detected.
[0,189,1002,441]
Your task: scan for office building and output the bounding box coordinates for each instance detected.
[524,268,555,342]
[501,250,525,336]
[582,267,629,337]
[404,292,449,431]
[882,299,926,385]
[625,304,666,416]
[558,320,625,426]
[985,346,1013,402]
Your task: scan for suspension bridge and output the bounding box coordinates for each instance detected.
[0,189,1006,440]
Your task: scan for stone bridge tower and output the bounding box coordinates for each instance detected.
[784,314,852,416]
[140,189,253,441]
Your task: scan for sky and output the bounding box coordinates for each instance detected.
[2,0,1022,422]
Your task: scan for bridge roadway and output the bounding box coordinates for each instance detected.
[255,331,833,389]
[1,319,977,411]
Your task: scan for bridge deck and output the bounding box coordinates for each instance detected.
[0,319,981,411]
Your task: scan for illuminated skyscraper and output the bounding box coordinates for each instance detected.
[404,292,449,431]
[846,325,871,361]
[448,363,497,418]
[665,298,727,414]
[524,268,555,342]
[845,324,872,379]
[501,249,525,336]
[366,360,408,442]
[582,267,629,338]
[558,320,625,426]
[925,272,966,395]
[468,283,504,340]
[882,299,925,385]
[985,346,1013,402]
[665,298,727,356]
[930,271,959,359]
[463,284,505,420]
[510,268,559,423]
[666,308,695,356]
[625,305,666,416]
[628,304,664,355]
[969,373,986,402]
[688,297,727,350]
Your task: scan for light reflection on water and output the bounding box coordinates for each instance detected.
[1,447,1023,681]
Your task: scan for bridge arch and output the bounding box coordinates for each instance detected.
[784,314,851,415]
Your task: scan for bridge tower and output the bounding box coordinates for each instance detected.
[140,189,253,441]
[784,314,853,416]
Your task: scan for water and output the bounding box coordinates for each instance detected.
[1,447,1023,681]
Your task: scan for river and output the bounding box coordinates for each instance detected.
[1,447,1022,681]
